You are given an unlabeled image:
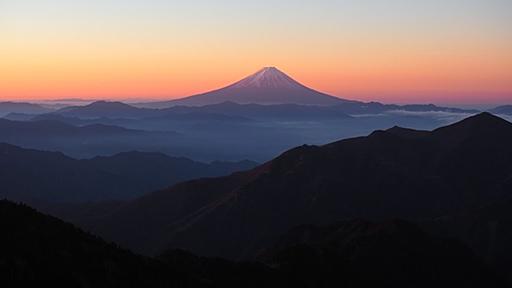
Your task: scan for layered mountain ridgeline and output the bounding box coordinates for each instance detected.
[0,113,302,162]
[25,101,471,138]
[490,105,512,116]
[0,143,256,204]
[3,101,476,162]
[0,101,53,117]
[52,100,158,119]
[0,117,185,159]
[18,100,475,124]
[1,200,504,288]
[0,72,484,133]
[0,117,141,137]
[83,113,512,279]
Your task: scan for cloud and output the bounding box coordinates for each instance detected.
[384,110,476,124]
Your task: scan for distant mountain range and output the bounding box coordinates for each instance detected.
[0,74,506,163]
[0,117,136,137]
[0,117,186,159]
[2,100,482,162]
[134,67,482,113]
[54,100,156,119]
[81,112,512,279]
[31,99,477,122]
[0,101,52,117]
[0,68,505,119]
[0,142,256,204]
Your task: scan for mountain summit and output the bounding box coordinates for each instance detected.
[149,67,351,107]
[229,67,308,89]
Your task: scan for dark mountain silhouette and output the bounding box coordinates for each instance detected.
[0,118,142,138]
[3,112,39,121]
[164,101,352,120]
[422,193,512,283]
[258,219,506,288]
[30,112,94,123]
[84,151,257,195]
[4,200,502,288]
[53,100,157,119]
[0,101,52,116]
[41,99,475,123]
[25,102,350,125]
[490,105,512,115]
[0,200,193,288]
[162,101,476,120]
[0,143,257,204]
[85,113,512,264]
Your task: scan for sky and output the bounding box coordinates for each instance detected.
[1,0,511,106]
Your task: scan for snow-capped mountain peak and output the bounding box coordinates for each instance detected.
[230,67,305,89]
[154,66,349,106]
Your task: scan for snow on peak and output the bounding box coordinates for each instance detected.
[231,67,306,89]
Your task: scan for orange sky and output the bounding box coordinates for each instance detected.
[1,0,511,105]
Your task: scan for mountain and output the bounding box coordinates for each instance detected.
[53,100,157,119]
[0,200,290,288]
[4,200,502,288]
[134,67,478,116]
[0,118,135,136]
[84,113,512,263]
[83,151,257,195]
[138,67,352,107]
[0,200,191,288]
[258,219,506,288]
[0,118,185,159]
[157,219,505,288]
[490,105,512,115]
[0,143,257,204]
[161,101,476,121]
[163,101,352,120]
[0,101,53,117]
[10,101,475,164]
[419,199,512,284]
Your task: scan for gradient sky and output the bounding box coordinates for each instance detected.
[1,0,511,105]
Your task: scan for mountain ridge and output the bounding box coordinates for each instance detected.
[83,113,512,262]
[0,142,257,204]
[53,100,157,119]
[2,199,504,287]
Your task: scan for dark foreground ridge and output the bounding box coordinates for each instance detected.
[1,200,506,288]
